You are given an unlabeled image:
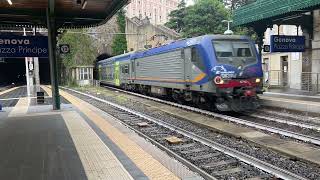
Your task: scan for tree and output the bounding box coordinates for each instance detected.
[166,0,229,37]
[112,9,127,55]
[222,0,256,11]
[165,0,187,33]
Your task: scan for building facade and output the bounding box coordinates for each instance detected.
[234,1,320,93]
[124,0,180,25]
[126,17,181,51]
[263,25,303,89]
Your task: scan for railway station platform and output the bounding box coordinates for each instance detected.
[260,89,320,114]
[0,86,201,180]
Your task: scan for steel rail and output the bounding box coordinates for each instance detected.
[101,85,320,146]
[62,86,307,180]
[248,114,320,131]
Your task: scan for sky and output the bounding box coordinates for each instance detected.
[185,0,195,6]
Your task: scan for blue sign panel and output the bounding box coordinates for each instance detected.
[0,35,48,58]
[270,35,305,52]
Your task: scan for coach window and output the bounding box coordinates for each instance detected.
[125,65,129,73]
[131,61,135,72]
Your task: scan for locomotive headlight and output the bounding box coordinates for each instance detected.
[214,76,224,84]
[255,78,261,83]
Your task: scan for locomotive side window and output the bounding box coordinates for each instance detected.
[191,47,205,70]
[191,47,198,62]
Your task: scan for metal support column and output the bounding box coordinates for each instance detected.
[47,0,60,110]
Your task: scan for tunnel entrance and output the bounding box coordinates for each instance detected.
[0,58,50,86]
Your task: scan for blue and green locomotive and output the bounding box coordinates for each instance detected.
[97,35,263,111]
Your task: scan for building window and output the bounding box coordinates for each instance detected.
[80,67,90,80]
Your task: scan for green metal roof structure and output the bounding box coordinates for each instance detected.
[233,0,320,27]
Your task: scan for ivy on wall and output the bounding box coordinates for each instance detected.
[111,9,128,55]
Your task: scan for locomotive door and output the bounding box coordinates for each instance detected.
[183,48,192,87]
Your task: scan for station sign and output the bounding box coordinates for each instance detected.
[0,35,48,58]
[270,35,305,52]
[263,45,270,52]
[59,44,70,54]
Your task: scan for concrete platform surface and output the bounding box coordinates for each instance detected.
[0,86,201,180]
[260,93,320,113]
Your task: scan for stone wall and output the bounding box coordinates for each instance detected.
[126,17,180,51]
[89,15,119,56]
[124,0,179,25]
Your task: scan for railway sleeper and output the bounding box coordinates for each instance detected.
[179,147,209,154]
[170,143,198,150]
[212,167,243,176]
[189,153,221,161]
[202,159,238,169]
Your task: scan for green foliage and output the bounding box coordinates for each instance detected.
[58,30,97,68]
[165,0,229,37]
[165,0,187,33]
[222,0,256,11]
[112,9,128,55]
[58,29,97,85]
[165,0,257,39]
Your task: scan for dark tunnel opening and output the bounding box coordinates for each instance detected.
[0,58,50,87]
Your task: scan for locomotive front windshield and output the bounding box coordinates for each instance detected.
[212,40,257,67]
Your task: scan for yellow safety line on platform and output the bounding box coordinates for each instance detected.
[62,111,134,180]
[41,86,179,180]
[0,86,19,96]
[8,97,29,117]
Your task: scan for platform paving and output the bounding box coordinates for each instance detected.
[0,85,205,180]
[0,85,201,180]
[260,95,320,113]
[0,113,87,180]
[259,88,320,113]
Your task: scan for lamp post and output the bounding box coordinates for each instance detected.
[222,20,234,35]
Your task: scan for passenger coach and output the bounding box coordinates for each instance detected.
[97,35,263,111]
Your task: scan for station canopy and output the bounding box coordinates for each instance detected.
[233,0,320,27]
[0,0,128,28]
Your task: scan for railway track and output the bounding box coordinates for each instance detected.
[100,84,320,146]
[63,86,320,180]
[0,86,27,107]
[250,109,320,130]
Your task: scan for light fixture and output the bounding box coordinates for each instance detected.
[6,0,13,5]
[82,0,87,9]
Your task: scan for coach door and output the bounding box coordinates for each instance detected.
[130,59,136,83]
[114,61,120,86]
[183,48,192,87]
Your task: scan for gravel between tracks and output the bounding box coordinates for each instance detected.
[67,87,320,179]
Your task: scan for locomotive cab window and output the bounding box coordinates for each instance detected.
[212,40,257,66]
